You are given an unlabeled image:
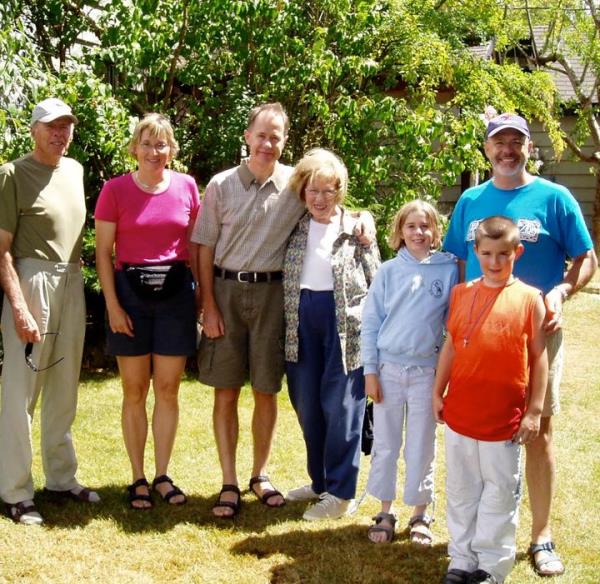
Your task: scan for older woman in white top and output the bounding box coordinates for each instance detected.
[283,148,380,520]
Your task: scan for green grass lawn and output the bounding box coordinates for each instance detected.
[1,289,599,583]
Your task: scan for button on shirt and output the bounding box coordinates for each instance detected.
[191,160,305,272]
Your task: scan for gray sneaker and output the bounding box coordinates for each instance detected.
[302,493,351,521]
[286,484,319,502]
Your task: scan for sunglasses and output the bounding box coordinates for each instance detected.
[25,332,64,372]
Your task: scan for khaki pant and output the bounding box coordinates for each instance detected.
[0,258,85,503]
[543,329,563,417]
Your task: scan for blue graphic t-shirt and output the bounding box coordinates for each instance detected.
[443,177,593,294]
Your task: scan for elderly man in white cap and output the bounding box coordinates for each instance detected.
[0,97,100,525]
[443,113,597,581]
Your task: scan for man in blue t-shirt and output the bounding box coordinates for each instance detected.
[444,113,597,579]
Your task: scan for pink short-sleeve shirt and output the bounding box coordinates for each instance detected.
[95,171,200,268]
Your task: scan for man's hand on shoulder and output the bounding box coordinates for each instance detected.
[351,210,376,246]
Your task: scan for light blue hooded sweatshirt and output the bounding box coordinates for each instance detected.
[361,247,459,373]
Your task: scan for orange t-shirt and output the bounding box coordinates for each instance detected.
[443,278,540,441]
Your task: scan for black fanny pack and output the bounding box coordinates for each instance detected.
[123,262,187,300]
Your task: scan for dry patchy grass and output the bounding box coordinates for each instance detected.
[0,290,599,583]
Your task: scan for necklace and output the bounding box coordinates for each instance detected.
[134,170,169,192]
[462,282,504,347]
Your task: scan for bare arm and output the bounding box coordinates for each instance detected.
[432,333,455,423]
[198,244,224,338]
[188,239,202,318]
[0,228,40,343]
[544,249,598,333]
[457,259,466,283]
[95,220,133,337]
[513,295,548,444]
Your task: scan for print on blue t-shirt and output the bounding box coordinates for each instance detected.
[443,177,592,294]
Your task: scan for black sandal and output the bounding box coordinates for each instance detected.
[6,501,43,525]
[127,478,153,510]
[152,474,187,505]
[212,484,241,518]
[248,475,285,507]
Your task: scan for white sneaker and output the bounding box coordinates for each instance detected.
[302,493,352,521]
[286,484,319,502]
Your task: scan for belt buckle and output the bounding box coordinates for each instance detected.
[237,271,251,283]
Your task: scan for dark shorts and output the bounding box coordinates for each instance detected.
[197,277,285,393]
[106,269,196,357]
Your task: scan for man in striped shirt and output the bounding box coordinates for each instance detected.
[192,103,304,517]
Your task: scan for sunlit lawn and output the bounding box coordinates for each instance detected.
[0,289,599,583]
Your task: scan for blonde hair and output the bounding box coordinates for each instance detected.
[128,113,179,159]
[388,199,442,251]
[475,216,521,248]
[288,148,348,204]
[247,102,289,134]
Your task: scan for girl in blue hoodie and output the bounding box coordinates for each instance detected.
[361,200,458,545]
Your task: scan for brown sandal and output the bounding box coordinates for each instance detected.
[368,511,396,543]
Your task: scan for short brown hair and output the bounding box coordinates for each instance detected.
[287,148,347,205]
[247,102,289,134]
[388,199,442,251]
[128,113,179,159]
[475,216,521,248]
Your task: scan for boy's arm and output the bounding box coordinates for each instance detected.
[432,333,455,423]
[512,295,548,444]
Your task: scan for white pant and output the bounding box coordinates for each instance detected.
[0,259,85,503]
[366,363,436,505]
[445,426,522,583]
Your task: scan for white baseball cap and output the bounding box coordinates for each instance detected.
[31,98,78,127]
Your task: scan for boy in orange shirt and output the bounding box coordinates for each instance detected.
[433,216,548,584]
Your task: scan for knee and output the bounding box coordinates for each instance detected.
[214,389,240,411]
[253,391,277,411]
[122,384,150,407]
[153,380,181,404]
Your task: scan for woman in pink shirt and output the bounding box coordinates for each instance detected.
[95,114,200,509]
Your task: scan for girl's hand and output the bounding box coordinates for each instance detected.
[432,393,445,424]
[365,374,382,403]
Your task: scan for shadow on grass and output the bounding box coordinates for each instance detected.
[33,484,311,534]
[231,522,450,584]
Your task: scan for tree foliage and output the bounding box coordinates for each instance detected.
[1,0,563,264]
[489,0,600,245]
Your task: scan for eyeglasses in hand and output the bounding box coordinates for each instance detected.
[25,332,64,372]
